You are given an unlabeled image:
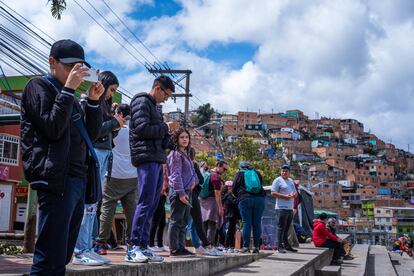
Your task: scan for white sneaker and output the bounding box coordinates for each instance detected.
[149,246,163,252]
[227,248,235,253]
[195,246,209,255]
[125,246,149,263]
[212,247,224,256]
[161,246,170,252]
[141,248,164,262]
[72,252,104,266]
[90,251,111,264]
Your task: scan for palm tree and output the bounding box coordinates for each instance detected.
[48,0,66,19]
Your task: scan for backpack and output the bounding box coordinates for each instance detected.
[240,169,261,193]
[199,171,211,199]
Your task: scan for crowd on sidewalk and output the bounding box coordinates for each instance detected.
[20,39,352,275]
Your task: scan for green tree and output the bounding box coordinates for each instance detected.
[48,0,66,19]
[192,103,215,127]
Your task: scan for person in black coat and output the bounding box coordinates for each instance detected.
[21,39,104,275]
[127,75,175,263]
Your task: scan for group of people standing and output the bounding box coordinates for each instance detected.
[20,39,269,275]
[21,38,350,275]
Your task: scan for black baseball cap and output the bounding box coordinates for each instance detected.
[50,39,91,68]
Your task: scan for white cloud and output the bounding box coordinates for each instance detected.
[2,0,414,150]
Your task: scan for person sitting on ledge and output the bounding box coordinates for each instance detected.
[312,213,346,266]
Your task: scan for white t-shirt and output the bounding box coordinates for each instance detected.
[271,176,295,209]
[111,123,137,179]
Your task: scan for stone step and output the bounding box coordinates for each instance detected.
[388,252,414,276]
[219,243,332,276]
[65,252,271,276]
[369,245,397,276]
[317,265,341,276]
[341,244,369,276]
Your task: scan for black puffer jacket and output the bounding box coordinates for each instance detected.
[129,93,169,166]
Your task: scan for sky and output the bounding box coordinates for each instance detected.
[2,0,414,151]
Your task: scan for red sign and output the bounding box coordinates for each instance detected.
[15,186,28,197]
[0,165,10,180]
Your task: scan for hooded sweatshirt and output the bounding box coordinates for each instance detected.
[312,220,338,247]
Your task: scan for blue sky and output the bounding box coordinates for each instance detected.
[2,0,414,150]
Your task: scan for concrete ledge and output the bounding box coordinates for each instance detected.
[341,244,369,276]
[66,253,271,276]
[218,243,332,276]
[317,265,341,276]
[369,245,397,276]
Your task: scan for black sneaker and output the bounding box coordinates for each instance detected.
[170,248,196,258]
[343,255,354,260]
[252,248,260,254]
[286,247,298,253]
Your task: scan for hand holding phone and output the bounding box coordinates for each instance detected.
[82,67,99,83]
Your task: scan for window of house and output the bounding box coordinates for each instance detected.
[0,135,19,165]
[386,210,390,214]
[376,210,381,213]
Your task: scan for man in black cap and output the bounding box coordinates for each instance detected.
[21,39,104,275]
[127,76,175,263]
[271,164,298,253]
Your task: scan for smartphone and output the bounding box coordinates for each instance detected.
[185,201,193,208]
[83,68,99,83]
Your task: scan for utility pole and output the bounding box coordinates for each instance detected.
[147,69,192,126]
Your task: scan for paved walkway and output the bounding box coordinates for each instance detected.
[0,247,271,276]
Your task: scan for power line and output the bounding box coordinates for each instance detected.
[0,0,55,43]
[72,0,148,68]
[83,0,154,66]
[100,0,164,68]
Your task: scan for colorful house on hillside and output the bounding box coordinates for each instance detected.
[0,75,122,233]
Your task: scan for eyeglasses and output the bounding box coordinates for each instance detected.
[160,87,172,98]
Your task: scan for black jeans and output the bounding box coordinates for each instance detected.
[320,240,346,261]
[30,176,86,276]
[225,217,238,248]
[168,189,192,251]
[190,190,211,247]
[149,194,166,247]
[277,209,293,248]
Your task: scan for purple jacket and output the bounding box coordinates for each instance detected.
[167,150,196,197]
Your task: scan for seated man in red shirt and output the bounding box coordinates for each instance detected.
[312,213,346,265]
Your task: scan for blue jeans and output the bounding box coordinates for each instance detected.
[238,196,265,249]
[75,148,110,253]
[131,163,163,249]
[30,176,86,276]
[187,216,201,249]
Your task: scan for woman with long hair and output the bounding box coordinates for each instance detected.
[167,128,197,257]
[73,71,124,266]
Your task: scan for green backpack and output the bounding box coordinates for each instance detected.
[240,169,261,193]
[199,171,211,199]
